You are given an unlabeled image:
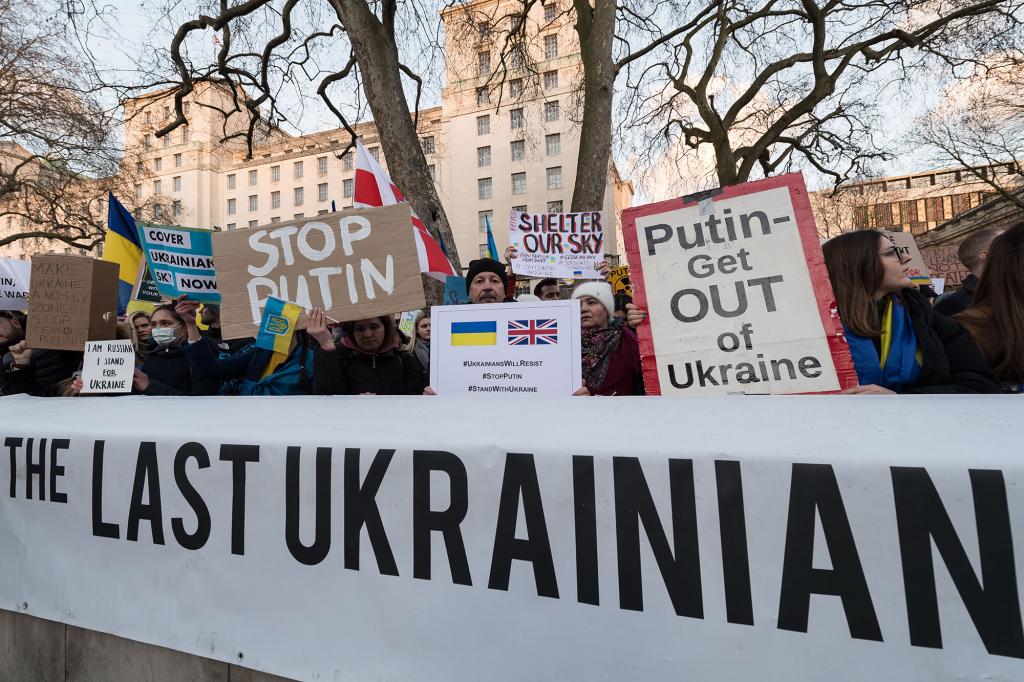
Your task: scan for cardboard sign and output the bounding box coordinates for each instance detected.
[80,340,135,393]
[608,265,632,298]
[622,173,857,396]
[921,245,971,288]
[138,223,220,303]
[430,300,581,395]
[509,211,605,279]
[213,205,425,340]
[398,310,419,338]
[886,232,931,285]
[444,275,469,305]
[0,257,31,310]
[26,255,118,351]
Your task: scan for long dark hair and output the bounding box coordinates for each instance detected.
[822,230,887,337]
[955,223,1024,382]
[341,315,397,352]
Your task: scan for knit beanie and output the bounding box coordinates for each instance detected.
[465,258,508,294]
[571,281,614,320]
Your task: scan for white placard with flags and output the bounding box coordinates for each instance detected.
[429,300,581,395]
[353,140,455,281]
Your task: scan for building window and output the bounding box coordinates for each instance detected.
[478,51,491,76]
[547,200,563,213]
[512,204,527,213]
[294,187,304,206]
[924,196,945,222]
[544,70,559,90]
[509,45,526,69]
[343,178,353,198]
[421,136,436,155]
[478,21,490,39]
[512,172,527,195]
[479,244,490,258]
[144,111,151,124]
[544,35,558,60]
[227,174,236,190]
[154,157,163,171]
[143,135,151,150]
[900,200,919,224]
[183,102,190,115]
[271,165,280,182]
[135,161,144,174]
[509,78,524,99]
[477,115,490,135]
[271,217,280,223]
[318,156,328,175]
[181,126,189,144]
[294,160,304,179]
[154,205,163,219]
[249,169,258,187]
[546,166,562,189]
[227,198,236,215]
[318,209,329,215]
[544,100,560,121]
[478,210,492,233]
[134,183,142,200]
[249,220,258,228]
[294,213,304,220]
[173,176,181,192]
[476,86,490,106]
[342,153,353,171]
[478,177,492,200]
[163,134,170,148]
[227,222,236,230]
[428,164,436,181]
[510,108,524,130]
[510,139,525,162]
[318,183,328,202]
[249,194,258,212]
[478,146,492,167]
[172,200,182,218]
[153,180,162,195]
[546,133,561,156]
[134,208,142,220]
[271,191,280,209]
[544,3,557,21]
[368,147,380,162]
[174,153,182,168]
[163,106,170,120]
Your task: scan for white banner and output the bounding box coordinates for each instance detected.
[0,257,30,310]
[1,395,1022,681]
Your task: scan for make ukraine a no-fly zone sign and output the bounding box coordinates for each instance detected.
[213,204,425,339]
[623,173,857,395]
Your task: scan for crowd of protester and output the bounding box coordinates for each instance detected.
[1,224,1020,398]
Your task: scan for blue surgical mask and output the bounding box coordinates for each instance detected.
[151,327,178,347]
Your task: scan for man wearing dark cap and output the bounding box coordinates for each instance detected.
[465,258,516,304]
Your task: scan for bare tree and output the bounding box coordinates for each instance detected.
[132,0,462,271]
[0,0,160,251]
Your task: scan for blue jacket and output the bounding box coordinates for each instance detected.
[181,333,314,396]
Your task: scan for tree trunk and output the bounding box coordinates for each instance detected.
[329,0,462,272]
[570,0,617,213]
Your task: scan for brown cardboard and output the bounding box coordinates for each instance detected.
[886,232,931,282]
[921,245,971,288]
[214,204,426,340]
[26,254,119,350]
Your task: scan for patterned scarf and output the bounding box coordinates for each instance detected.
[581,326,623,390]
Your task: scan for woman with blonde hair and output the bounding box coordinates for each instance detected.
[405,309,430,379]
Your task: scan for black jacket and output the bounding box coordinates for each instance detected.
[0,348,82,396]
[140,340,220,396]
[313,342,426,395]
[933,274,977,317]
[901,289,1000,394]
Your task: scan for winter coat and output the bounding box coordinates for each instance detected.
[0,348,82,396]
[140,340,220,396]
[894,289,1000,394]
[181,333,313,396]
[933,274,977,317]
[313,339,426,395]
[588,326,644,396]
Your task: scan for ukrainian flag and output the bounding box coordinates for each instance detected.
[102,192,143,315]
[255,296,302,354]
[484,214,500,261]
[451,320,496,346]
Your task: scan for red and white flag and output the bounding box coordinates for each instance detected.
[353,140,455,281]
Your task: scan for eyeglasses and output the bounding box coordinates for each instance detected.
[879,246,900,258]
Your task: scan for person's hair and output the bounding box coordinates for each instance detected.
[957,227,1004,274]
[342,315,397,352]
[533,278,559,297]
[614,293,633,312]
[822,230,887,337]
[128,311,151,326]
[151,304,185,326]
[406,309,428,352]
[115,321,140,354]
[955,223,1024,382]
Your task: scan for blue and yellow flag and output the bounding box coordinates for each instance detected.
[102,192,143,315]
[255,296,302,354]
[484,214,500,261]
[451,320,496,346]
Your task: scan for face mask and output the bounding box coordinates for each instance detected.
[151,327,178,347]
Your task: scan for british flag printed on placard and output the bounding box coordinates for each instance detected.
[507,319,558,345]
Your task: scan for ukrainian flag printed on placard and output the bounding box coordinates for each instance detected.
[451,320,497,346]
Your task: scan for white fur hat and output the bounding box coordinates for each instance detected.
[571,281,614,319]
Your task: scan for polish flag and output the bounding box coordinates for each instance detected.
[353,140,455,281]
